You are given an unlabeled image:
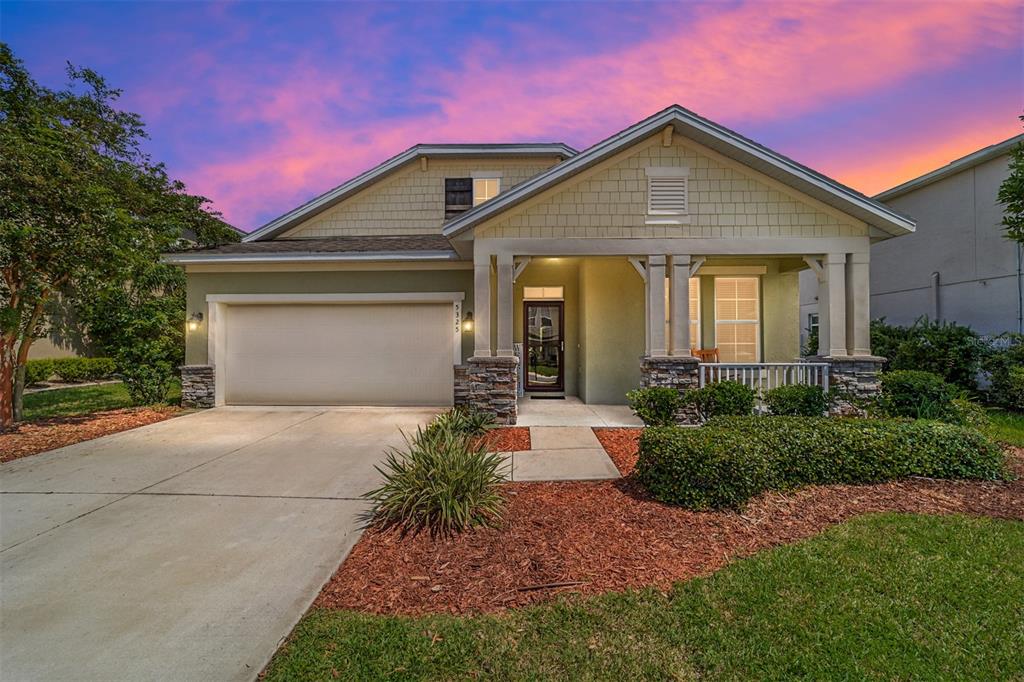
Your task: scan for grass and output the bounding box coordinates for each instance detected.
[985,408,1024,447]
[22,380,181,421]
[265,513,1024,681]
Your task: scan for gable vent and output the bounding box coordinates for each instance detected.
[645,167,690,216]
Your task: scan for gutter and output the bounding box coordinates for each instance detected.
[161,250,461,265]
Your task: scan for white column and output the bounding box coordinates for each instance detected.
[669,255,692,356]
[647,255,668,357]
[822,253,847,357]
[496,252,515,356]
[473,255,492,357]
[847,251,871,356]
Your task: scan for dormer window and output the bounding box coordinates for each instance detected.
[645,167,690,224]
[473,177,500,206]
[445,175,502,219]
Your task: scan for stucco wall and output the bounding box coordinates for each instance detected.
[477,133,866,240]
[184,268,474,365]
[513,258,580,396]
[578,258,646,404]
[282,158,561,238]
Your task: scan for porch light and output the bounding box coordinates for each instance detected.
[462,311,474,332]
[187,312,204,332]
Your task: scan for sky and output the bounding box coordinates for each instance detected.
[3,1,1022,232]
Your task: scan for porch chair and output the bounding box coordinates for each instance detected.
[691,348,720,363]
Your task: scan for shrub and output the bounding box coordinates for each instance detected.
[427,406,494,438]
[983,334,1024,410]
[683,380,755,421]
[875,370,960,421]
[872,318,987,390]
[47,357,116,383]
[950,398,991,429]
[764,384,827,416]
[635,416,1008,510]
[626,386,683,426]
[365,417,507,536]
[119,362,174,405]
[83,357,116,381]
[24,359,55,385]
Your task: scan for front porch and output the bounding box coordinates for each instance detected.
[459,243,880,425]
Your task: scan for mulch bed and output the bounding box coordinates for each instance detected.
[316,431,1024,616]
[0,407,183,464]
[480,427,531,452]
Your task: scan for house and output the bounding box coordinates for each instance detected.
[800,135,1024,344]
[164,105,915,424]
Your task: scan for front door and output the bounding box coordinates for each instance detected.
[524,301,564,391]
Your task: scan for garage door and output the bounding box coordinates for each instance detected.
[223,303,454,406]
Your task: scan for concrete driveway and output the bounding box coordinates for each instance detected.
[0,406,437,681]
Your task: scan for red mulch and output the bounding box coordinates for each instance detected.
[316,434,1024,616]
[480,427,531,452]
[0,407,183,463]
[594,427,643,475]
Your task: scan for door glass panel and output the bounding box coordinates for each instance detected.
[526,303,561,388]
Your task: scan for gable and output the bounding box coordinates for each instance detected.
[476,133,868,239]
[281,157,562,239]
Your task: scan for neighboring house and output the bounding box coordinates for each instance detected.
[801,135,1024,345]
[165,105,915,423]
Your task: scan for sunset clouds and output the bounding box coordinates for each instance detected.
[6,1,1022,229]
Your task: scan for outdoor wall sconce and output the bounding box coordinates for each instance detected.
[462,311,474,332]
[187,312,204,331]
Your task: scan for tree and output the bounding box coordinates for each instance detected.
[998,115,1024,244]
[0,43,237,429]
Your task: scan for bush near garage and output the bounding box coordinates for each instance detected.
[764,384,828,416]
[365,409,507,537]
[634,416,1007,510]
[683,380,755,421]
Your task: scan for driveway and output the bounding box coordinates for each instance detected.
[0,406,437,681]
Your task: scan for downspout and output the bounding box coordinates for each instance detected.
[1017,243,1023,334]
[930,271,941,321]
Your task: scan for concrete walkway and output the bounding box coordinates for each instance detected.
[501,427,620,481]
[0,406,438,681]
[516,396,643,427]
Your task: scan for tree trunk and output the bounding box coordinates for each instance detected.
[13,364,26,423]
[0,344,14,431]
[13,300,45,424]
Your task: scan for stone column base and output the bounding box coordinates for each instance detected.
[454,356,519,425]
[180,365,215,408]
[808,355,885,416]
[639,355,701,424]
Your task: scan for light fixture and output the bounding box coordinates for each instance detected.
[187,312,204,332]
[462,311,474,332]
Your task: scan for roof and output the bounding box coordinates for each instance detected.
[443,104,917,239]
[244,143,578,242]
[163,235,458,264]
[875,134,1024,202]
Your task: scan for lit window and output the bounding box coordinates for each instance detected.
[523,286,563,300]
[473,178,500,206]
[714,277,760,362]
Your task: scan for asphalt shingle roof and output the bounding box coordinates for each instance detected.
[179,234,455,256]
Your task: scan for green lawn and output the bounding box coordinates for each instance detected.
[22,380,181,421]
[985,408,1024,447]
[266,513,1024,681]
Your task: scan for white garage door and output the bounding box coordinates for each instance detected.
[223,303,455,406]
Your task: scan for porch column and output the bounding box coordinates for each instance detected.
[819,253,847,356]
[495,252,515,356]
[847,251,871,356]
[647,255,668,357]
[669,255,692,356]
[473,254,492,357]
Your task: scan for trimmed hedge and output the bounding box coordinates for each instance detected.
[24,357,116,385]
[626,386,684,426]
[635,416,1008,510]
[25,359,55,385]
[764,384,827,416]
[683,380,755,420]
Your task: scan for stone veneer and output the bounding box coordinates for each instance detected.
[454,356,519,425]
[808,355,885,416]
[639,355,701,424]
[180,365,215,408]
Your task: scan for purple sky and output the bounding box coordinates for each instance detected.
[4,1,1022,231]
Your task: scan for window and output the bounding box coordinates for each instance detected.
[473,177,500,206]
[714,277,760,362]
[663,277,701,349]
[444,178,472,218]
[645,167,689,223]
[523,286,563,300]
[807,313,819,335]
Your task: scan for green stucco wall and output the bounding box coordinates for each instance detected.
[184,268,474,365]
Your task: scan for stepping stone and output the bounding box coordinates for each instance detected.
[528,426,602,450]
[512,448,619,482]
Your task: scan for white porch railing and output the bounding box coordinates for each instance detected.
[698,362,829,396]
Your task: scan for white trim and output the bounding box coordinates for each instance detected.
[163,250,459,265]
[206,292,465,305]
[471,170,504,179]
[475,236,871,257]
[697,265,766,275]
[688,256,707,278]
[512,256,531,282]
[628,256,648,281]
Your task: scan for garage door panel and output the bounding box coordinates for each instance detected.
[224,303,454,406]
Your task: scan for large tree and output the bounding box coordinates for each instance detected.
[998,115,1024,245]
[0,43,236,429]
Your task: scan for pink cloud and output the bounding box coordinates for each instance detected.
[175,0,1020,229]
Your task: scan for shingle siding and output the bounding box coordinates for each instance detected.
[283,158,562,238]
[477,135,867,239]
